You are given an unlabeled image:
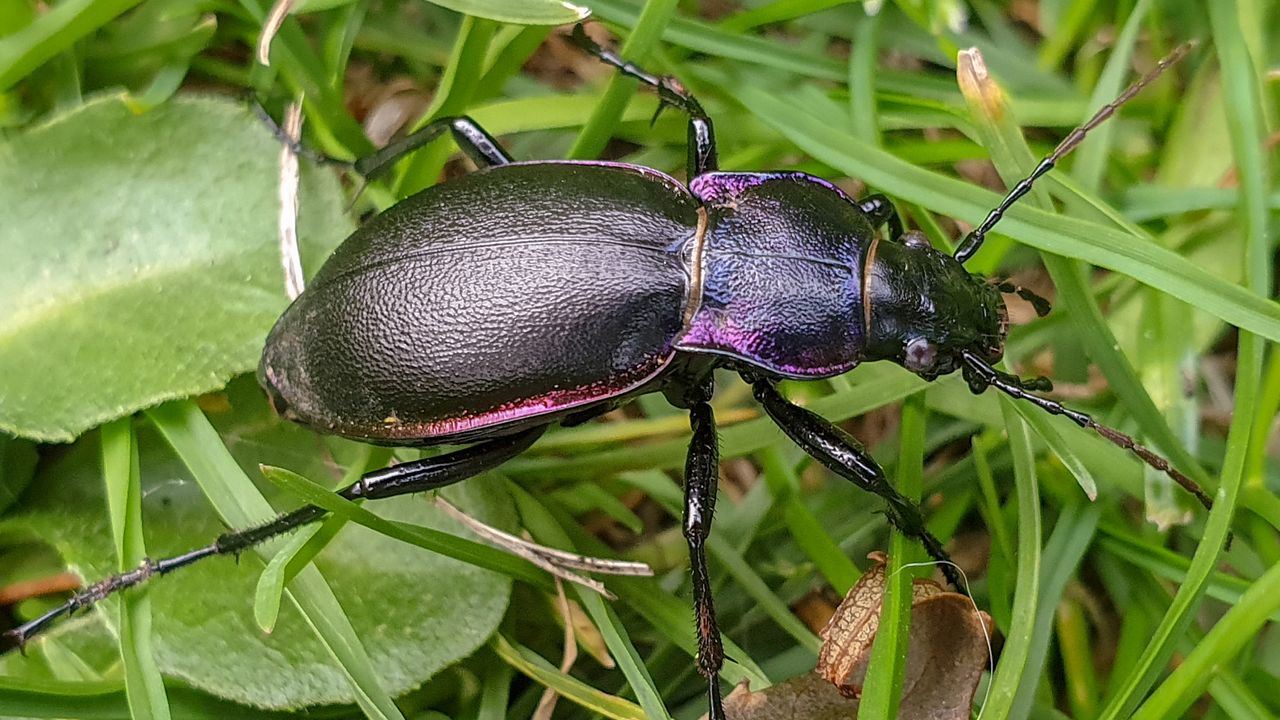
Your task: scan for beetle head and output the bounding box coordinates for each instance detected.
[862,233,1007,379]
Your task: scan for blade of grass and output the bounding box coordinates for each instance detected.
[505,482,673,720]
[490,634,646,720]
[1132,559,1280,718]
[617,470,821,653]
[1010,503,1099,718]
[252,444,386,632]
[758,447,861,594]
[145,401,404,720]
[858,391,926,718]
[0,0,144,90]
[255,464,549,588]
[397,16,496,196]
[1100,0,1267,713]
[0,677,303,719]
[568,0,679,160]
[721,79,1280,343]
[979,398,1041,718]
[100,418,171,720]
[505,363,926,479]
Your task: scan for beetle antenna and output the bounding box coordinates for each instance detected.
[995,280,1052,317]
[953,41,1196,264]
[959,351,1215,512]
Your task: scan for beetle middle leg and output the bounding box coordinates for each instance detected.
[3,426,545,651]
[569,24,718,177]
[748,377,964,589]
[679,377,728,720]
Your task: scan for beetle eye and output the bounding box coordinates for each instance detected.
[903,338,937,373]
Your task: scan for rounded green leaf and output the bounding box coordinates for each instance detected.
[0,94,352,442]
[0,384,516,710]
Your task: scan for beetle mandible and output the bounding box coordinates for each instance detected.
[7,25,1212,720]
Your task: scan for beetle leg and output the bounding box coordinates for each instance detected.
[858,194,905,239]
[682,381,728,720]
[2,427,544,652]
[254,103,511,178]
[569,24,718,177]
[748,377,964,589]
[351,116,512,179]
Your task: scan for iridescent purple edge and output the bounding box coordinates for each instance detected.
[337,352,676,442]
[689,171,857,205]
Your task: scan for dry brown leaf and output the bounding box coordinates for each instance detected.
[705,552,994,720]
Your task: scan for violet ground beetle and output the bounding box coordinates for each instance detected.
[6,27,1212,720]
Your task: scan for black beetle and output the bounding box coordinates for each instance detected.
[8,27,1210,719]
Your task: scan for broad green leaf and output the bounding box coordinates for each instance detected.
[0,94,351,441]
[0,386,516,710]
[0,434,37,514]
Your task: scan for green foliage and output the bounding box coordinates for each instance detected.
[0,0,1276,718]
[0,96,351,441]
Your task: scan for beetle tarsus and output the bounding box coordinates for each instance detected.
[250,100,355,170]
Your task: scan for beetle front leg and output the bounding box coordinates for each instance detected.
[569,24,718,177]
[748,378,963,589]
[682,383,728,719]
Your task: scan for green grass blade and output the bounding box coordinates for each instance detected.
[256,465,549,588]
[979,399,1041,718]
[1009,504,1099,718]
[858,392,926,718]
[568,0,679,160]
[491,634,646,720]
[504,482,673,719]
[100,418,171,720]
[758,447,861,594]
[724,81,1280,343]
[397,16,496,196]
[1101,0,1267,713]
[0,0,144,91]
[1133,560,1280,718]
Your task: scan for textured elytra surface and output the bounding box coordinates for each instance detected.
[263,161,699,442]
[0,95,352,442]
[0,378,516,709]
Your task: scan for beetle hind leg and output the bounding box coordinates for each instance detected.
[253,103,512,179]
[351,116,512,179]
[748,377,963,589]
[2,426,546,652]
